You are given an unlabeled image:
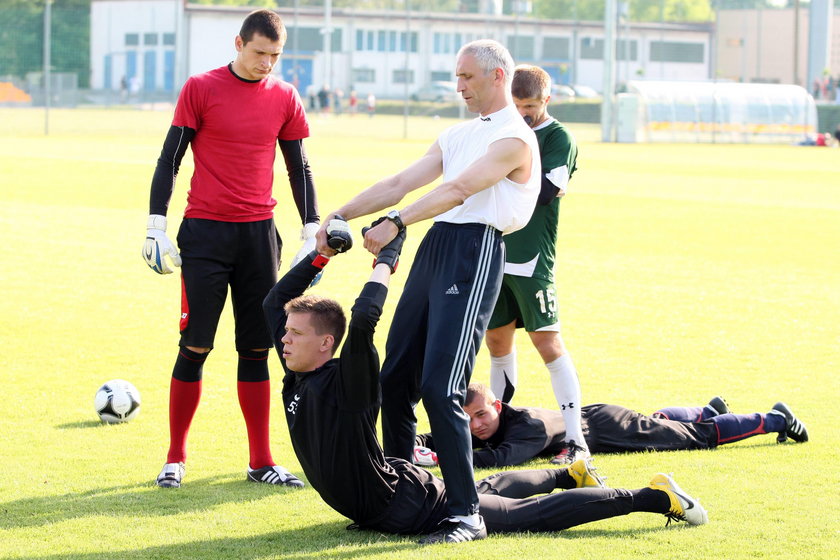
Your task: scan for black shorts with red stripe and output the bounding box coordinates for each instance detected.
[176,217,281,350]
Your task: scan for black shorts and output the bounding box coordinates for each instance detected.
[176,218,281,351]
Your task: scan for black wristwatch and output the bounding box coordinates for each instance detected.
[385,209,405,231]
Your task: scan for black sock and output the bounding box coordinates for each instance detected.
[172,347,208,382]
[630,487,671,514]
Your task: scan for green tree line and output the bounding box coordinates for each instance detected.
[0,0,90,86]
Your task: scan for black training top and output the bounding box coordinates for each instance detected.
[263,254,399,524]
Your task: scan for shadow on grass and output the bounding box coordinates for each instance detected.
[15,522,419,560]
[56,420,103,429]
[0,474,308,530]
[10,520,693,560]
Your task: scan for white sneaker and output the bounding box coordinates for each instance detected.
[156,462,185,488]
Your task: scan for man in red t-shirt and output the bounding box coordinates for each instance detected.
[142,9,318,489]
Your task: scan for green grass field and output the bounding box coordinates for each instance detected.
[1,108,838,560]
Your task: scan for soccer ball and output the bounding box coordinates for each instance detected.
[94,379,141,423]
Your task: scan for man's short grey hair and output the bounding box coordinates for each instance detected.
[457,39,515,85]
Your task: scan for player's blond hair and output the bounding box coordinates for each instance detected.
[511,64,552,101]
[466,382,498,406]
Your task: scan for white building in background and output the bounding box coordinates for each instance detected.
[90,0,713,99]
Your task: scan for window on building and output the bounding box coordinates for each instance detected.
[356,29,364,50]
[390,30,398,52]
[163,33,175,46]
[543,37,570,60]
[393,69,414,84]
[431,70,451,81]
[125,33,139,47]
[367,30,375,51]
[287,27,342,53]
[144,33,158,46]
[378,30,387,52]
[579,38,638,61]
[650,41,705,63]
[353,68,375,83]
[617,39,638,61]
[509,35,534,60]
[580,38,602,60]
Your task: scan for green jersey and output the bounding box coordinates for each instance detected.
[502,117,577,282]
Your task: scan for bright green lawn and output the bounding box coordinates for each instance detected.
[0,108,838,560]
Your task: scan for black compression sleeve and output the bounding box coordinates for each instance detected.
[536,173,561,206]
[149,125,195,215]
[279,138,319,225]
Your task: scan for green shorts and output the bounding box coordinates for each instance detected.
[488,274,560,332]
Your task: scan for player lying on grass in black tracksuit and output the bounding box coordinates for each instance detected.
[262,219,708,545]
[413,383,808,469]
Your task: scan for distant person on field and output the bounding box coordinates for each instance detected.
[263,235,708,544]
[413,384,808,469]
[318,85,331,114]
[483,64,587,465]
[142,9,320,490]
[366,92,376,117]
[349,90,358,115]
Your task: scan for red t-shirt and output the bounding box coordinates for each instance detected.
[173,66,310,221]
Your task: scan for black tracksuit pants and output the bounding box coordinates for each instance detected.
[380,222,504,517]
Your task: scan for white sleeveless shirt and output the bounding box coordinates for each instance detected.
[435,104,541,234]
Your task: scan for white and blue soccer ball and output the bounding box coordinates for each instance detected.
[94,379,141,423]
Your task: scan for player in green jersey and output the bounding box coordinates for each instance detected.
[484,65,587,465]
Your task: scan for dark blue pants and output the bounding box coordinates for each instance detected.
[380,222,504,517]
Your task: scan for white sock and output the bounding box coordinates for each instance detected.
[546,353,587,447]
[452,514,482,527]
[489,350,517,403]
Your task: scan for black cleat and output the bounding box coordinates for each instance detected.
[550,440,590,465]
[418,518,487,544]
[771,402,809,443]
[705,396,730,417]
[247,465,305,487]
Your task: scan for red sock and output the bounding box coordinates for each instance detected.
[237,380,274,469]
[167,378,202,463]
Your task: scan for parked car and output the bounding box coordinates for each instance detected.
[551,84,576,99]
[411,81,459,102]
[570,84,601,98]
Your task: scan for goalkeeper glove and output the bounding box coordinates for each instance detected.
[326,214,353,253]
[373,222,406,273]
[291,222,323,287]
[143,215,181,274]
[412,446,438,467]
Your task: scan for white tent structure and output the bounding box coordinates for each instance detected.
[616,81,817,144]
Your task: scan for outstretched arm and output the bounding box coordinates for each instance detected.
[263,251,330,358]
[362,136,531,255]
[315,142,442,254]
[337,231,406,409]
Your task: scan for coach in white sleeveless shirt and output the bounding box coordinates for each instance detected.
[317,39,540,544]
